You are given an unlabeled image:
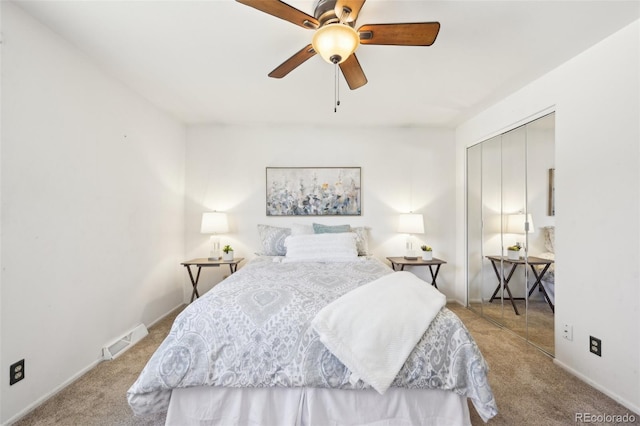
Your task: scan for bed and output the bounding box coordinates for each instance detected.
[127,226,498,425]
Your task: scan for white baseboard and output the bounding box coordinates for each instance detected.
[554,359,640,415]
[5,358,102,425]
[147,302,185,328]
[5,302,185,425]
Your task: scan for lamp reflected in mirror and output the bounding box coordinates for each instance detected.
[506,212,534,252]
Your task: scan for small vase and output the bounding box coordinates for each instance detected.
[422,251,433,261]
[507,250,520,260]
[222,252,234,261]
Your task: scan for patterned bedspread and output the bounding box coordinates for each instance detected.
[127,256,497,420]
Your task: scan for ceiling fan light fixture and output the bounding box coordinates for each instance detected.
[312,23,360,64]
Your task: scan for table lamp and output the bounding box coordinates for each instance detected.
[398,213,424,260]
[200,212,229,260]
[506,213,534,248]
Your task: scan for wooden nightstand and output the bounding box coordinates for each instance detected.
[485,255,554,315]
[386,257,447,288]
[181,258,244,302]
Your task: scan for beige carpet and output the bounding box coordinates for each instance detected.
[13,304,638,426]
[473,298,555,356]
[12,307,184,426]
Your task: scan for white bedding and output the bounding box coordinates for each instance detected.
[166,386,472,426]
[312,271,446,394]
[128,256,497,423]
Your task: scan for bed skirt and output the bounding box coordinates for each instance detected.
[165,386,471,426]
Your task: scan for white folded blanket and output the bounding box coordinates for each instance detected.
[311,271,446,395]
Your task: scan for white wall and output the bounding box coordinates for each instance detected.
[0,2,4,423]
[4,0,635,421]
[184,124,457,298]
[456,20,640,413]
[0,3,186,423]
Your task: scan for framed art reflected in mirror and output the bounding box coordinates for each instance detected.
[548,168,555,216]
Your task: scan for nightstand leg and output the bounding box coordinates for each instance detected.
[502,264,520,315]
[390,262,402,271]
[185,265,201,302]
[428,264,441,288]
[502,277,520,315]
[528,263,554,312]
[488,261,520,315]
[488,260,503,301]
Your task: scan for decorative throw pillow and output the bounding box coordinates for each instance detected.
[313,223,351,234]
[351,226,370,256]
[291,223,314,236]
[543,226,555,253]
[257,224,291,256]
[537,252,555,282]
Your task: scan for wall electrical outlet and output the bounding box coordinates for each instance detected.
[562,324,573,341]
[590,336,602,357]
[10,359,25,385]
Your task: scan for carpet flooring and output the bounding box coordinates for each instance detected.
[12,303,638,426]
[470,298,555,356]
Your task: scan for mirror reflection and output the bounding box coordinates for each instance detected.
[466,112,555,356]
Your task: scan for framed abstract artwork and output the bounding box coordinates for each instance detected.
[266,167,361,216]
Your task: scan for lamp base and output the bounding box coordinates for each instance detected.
[208,236,221,261]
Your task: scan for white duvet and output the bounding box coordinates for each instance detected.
[312,271,446,394]
[128,257,497,422]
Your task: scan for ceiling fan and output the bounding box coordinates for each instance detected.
[236,0,440,90]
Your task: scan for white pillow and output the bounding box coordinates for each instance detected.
[294,223,369,255]
[283,233,358,262]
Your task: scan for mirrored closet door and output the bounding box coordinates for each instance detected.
[466,113,555,356]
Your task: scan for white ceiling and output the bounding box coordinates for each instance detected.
[12,0,640,127]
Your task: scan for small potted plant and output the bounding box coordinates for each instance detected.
[420,245,433,261]
[222,245,234,261]
[507,242,521,260]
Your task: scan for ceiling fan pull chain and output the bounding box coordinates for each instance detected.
[334,63,341,113]
[333,64,338,112]
[337,64,341,107]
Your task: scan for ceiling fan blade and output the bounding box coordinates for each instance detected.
[335,0,366,23]
[236,0,318,29]
[268,44,317,78]
[358,22,440,46]
[339,54,368,90]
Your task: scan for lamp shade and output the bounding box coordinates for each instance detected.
[312,23,360,64]
[200,212,229,234]
[506,213,534,234]
[398,213,425,234]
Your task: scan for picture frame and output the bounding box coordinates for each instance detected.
[548,168,555,216]
[266,167,361,216]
